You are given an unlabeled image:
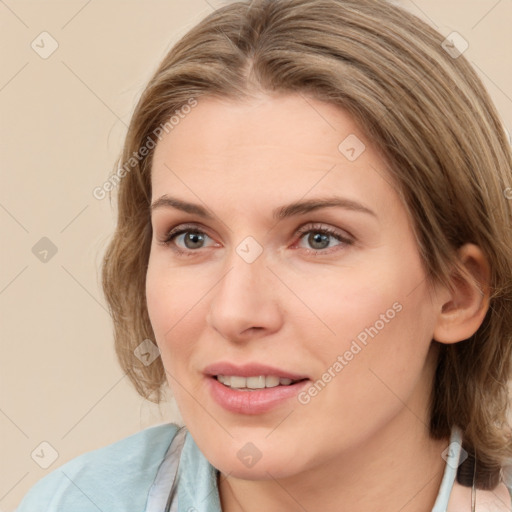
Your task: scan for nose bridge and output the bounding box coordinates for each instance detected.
[215,243,270,308]
[215,230,268,294]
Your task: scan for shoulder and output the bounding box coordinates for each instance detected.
[16,422,181,512]
[447,480,512,512]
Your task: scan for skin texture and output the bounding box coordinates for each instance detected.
[146,93,492,512]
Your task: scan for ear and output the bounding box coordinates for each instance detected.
[432,243,491,344]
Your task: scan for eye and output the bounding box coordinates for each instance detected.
[158,222,353,257]
[159,224,217,255]
[294,223,353,255]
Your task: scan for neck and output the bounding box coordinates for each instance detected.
[218,412,450,512]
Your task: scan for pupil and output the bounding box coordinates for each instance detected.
[309,232,329,249]
[185,232,204,249]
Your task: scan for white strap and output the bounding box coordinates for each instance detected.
[145,426,187,512]
[432,427,463,512]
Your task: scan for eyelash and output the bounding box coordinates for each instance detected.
[159,222,354,258]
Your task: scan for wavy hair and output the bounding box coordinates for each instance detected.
[101,0,512,488]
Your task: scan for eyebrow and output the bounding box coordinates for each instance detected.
[150,195,377,220]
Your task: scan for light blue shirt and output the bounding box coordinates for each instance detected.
[13,422,505,511]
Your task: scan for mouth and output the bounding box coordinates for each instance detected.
[203,362,311,414]
[205,367,311,414]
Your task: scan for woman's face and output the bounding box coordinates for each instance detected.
[146,93,442,479]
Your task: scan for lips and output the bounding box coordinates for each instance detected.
[203,361,311,414]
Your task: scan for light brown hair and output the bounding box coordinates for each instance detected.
[101,0,512,488]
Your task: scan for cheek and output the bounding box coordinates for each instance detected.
[293,246,436,394]
[146,250,204,329]
[335,282,435,424]
[287,261,417,352]
[145,257,170,338]
[145,256,202,369]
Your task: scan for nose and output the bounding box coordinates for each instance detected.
[206,249,283,343]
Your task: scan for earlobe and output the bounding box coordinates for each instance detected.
[432,243,491,345]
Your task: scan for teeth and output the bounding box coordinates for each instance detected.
[230,376,245,388]
[265,376,280,388]
[246,376,266,389]
[216,375,298,389]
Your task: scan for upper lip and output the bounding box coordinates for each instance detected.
[203,362,309,381]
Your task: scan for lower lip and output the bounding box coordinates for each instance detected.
[207,376,310,415]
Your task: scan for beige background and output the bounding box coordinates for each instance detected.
[1,0,511,510]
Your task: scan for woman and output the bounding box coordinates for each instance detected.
[16,0,512,510]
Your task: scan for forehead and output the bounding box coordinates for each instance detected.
[150,93,402,221]
[153,93,370,165]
